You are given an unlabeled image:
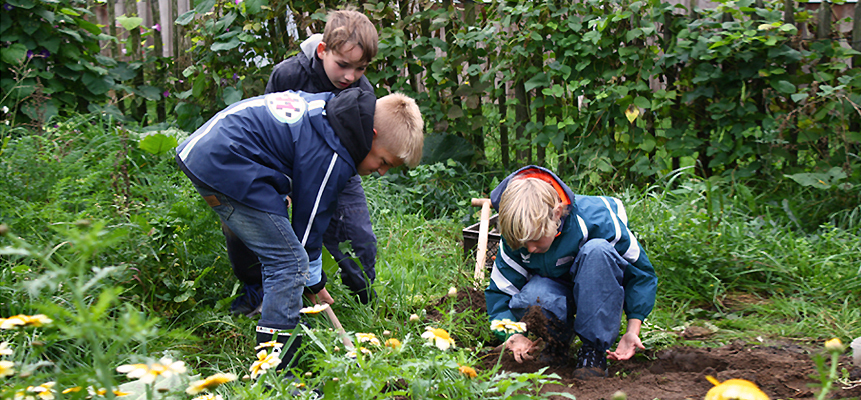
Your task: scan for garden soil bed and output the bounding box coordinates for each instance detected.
[429,287,861,400]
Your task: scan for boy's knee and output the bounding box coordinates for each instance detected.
[580,239,614,255]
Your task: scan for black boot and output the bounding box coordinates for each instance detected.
[256,329,302,374]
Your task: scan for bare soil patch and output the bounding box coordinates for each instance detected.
[430,287,861,400]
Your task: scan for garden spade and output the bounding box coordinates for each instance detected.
[471,198,492,282]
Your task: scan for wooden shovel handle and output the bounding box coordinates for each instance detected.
[471,198,492,281]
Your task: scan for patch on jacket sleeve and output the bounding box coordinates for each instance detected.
[265,91,307,124]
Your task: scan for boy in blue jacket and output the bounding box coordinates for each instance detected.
[176,88,423,373]
[227,8,380,315]
[485,165,657,379]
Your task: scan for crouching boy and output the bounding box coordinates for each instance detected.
[176,88,424,375]
[485,165,657,379]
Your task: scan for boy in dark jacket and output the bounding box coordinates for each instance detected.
[176,88,423,373]
[227,8,381,315]
[484,166,658,379]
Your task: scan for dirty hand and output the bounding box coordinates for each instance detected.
[505,334,540,363]
[606,331,644,361]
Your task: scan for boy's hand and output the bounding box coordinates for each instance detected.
[505,334,541,363]
[606,331,644,361]
[304,287,335,305]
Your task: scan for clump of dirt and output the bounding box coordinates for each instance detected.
[431,285,861,400]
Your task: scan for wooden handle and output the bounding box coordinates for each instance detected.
[324,306,355,350]
[472,198,492,281]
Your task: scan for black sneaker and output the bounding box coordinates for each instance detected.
[230,283,263,317]
[572,345,608,379]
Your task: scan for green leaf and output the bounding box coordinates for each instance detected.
[770,80,795,94]
[117,14,143,31]
[194,0,216,14]
[447,105,463,119]
[138,133,178,155]
[0,43,28,64]
[222,86,242,105]
[245,0,265,13]
[59,7,80,16]
[6,0,35,9]
[175,10,195,25]
[211,36,240,52]
[790,93,808,103]
[192,73,206,98]
[633,96,651,109]
[82,72,113,95]
[136,85,162,101]
[524,73,550,92]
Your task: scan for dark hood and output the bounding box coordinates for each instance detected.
[326,87,376,166]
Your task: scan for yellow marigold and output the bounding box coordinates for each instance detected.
[704,376,769,400]
[191,395,224,400]
[0,360,15,378]
[356,333,381,346]
[0,341,12,356]
[249,350,280,379]
[186,373,237,395]
[458,365,477,378]
[1,314,53,330]
[490,319,526,334]
[421,327,455,351]
[116,357,187,385]
[14,382,55,400]
[85,387,130,397]
[824,338,843,352]
[384,338,402,349]
[300,304,330,314]
[254,341,284,351]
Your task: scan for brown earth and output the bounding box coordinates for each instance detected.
[428,287,861,400]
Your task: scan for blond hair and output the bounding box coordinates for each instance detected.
[498,178,568,250]
[374,93,424,168]
[322,8,378,64]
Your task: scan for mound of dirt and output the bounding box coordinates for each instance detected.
[429,287,861,400]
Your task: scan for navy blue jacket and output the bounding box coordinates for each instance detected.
[176,88,376,262]
[485,166,658,330]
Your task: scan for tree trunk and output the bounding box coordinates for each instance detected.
[514,79,530,165]
[498,81,509,169]
[126,0,145,122]
[149,0,165,122]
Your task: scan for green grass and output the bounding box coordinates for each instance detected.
[0,116,858,399]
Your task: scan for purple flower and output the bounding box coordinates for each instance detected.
[233,73,239,81]
[152,23,161,32]
[26,50,33,59]
[234,0,241,4]
[40,49,50,58]
[163,91,170,98]
[3,3,13,10]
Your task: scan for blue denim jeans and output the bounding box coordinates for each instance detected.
[193,183,307,331]
[508,239,627,351]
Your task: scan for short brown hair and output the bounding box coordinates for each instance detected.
[322,8,378,64]
[374,93,424,168]
[498,178,568,250]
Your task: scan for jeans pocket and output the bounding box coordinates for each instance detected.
[194,184,235,221]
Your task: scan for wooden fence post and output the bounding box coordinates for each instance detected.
[853,1,861,68]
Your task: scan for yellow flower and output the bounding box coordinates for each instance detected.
[458,365,477,378]
[385,338,402,349]
[1,314,53,330]
[300,304,330,314]
[249,350,280,379]
[85,387,130,397]
[61,387,81,394]
[192,395,224,400]
[704,376,768,400]
[14,382,56,400]
[254,341,284,351]
[345,347,372,358]
[421,327,455,351]
[490,319,526,334]
[116,357,187,384]
[1,360,15,378]
[356,333,381,346]
[0,341,12,356]
[824,338,843,352]
[186,373,237,395]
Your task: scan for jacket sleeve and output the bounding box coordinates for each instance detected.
[485,238,531,341]
[265,59,299,94]
[622,245,657,322]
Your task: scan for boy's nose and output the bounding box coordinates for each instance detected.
[377,166,390,176]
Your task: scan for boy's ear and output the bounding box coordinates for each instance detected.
[373,128,377,137]
[316,42,327,57]
[553,203,564,220]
